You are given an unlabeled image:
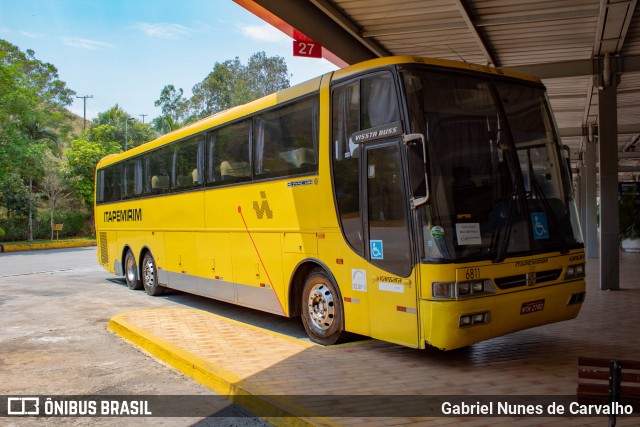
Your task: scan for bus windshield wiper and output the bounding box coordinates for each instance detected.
[493,186,517,263]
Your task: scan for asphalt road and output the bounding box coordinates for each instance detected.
[0,247,280,426]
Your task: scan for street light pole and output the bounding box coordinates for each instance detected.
[76,95,93,130]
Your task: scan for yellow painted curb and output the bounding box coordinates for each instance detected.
[108,311,340,427]
[1,240,96,252]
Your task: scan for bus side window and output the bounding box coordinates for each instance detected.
[332,80,364,255]
[174,136,202,190]
[102,163,122,203]
[254,95,319,179]
[96,169,105,204]
[146,146,172,194]
[217,121,251,183]
[362,73,400,128]
[206,130,221,185]
[122,158,142,199]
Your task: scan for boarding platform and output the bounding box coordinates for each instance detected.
[109,252,640,426]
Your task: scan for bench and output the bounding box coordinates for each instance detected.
[577,356,640,426]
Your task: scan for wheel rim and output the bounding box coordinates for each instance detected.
[307,282,335,330]
[126,255,136,283]
[143,258,155,288]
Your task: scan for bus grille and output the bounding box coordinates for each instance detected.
[495,269,562,289]
[99,232,108,265]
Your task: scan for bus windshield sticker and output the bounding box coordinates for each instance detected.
[431,225,445,240]
[352,269,367,292]
[455,223,481,245]
[531,212,549,240]
[370,240,384,259]
[351,120,402,144]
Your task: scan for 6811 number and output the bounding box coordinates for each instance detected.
[465,267,481,280]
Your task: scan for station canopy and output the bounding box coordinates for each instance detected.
[235,0,640,178]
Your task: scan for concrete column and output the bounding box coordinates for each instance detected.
[585,125,599,259]
[577,154,585,234]
[597,55,619,290]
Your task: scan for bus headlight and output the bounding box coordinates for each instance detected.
[432,282,453,298]
[455,280,494,298]
[472,281,484,293]
[458,282,471,295]
[565,263,585,279]
[459,311,490,328]
[432,280,495,299]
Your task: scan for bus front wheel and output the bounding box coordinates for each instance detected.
[124,250,142,290]
[142,253,165,296]
[301,269,344,345]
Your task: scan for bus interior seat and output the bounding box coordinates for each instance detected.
[177,175,192,187]
[295,147,316,168]
[151,175,170,192]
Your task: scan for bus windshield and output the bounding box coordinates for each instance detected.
[401,67,583,262]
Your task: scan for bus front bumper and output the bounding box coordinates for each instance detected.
[420,280,585,351]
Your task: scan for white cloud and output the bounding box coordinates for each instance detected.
[236,23,287,43]
[61,37,114,50]
[20,31,46,39]
[134,22,194,39]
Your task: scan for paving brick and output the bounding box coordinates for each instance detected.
[111,253,640,426]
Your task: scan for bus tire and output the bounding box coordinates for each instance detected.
[142,252,165,296]
[301,268,344,345]
[124,250,142,290]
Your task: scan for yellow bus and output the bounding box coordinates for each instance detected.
[95,56,586,350]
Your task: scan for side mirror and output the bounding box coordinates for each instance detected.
[404,133,429,208]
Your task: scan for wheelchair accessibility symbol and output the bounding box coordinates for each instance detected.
[531,212,549,240]
[370,240,384,260]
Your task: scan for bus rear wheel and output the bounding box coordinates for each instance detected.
[301,269,345,345]
[124,250,142,290]
[142,252,165,296]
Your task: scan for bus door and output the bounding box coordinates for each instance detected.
[364,140,419,347]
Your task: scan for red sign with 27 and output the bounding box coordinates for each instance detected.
[293,40,322,58]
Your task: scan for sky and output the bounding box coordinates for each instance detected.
[0,0,338,121]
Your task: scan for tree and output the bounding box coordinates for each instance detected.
[190,57,243,118]
[40,168,70,240]
[0,40,75,107]
[0,40,74,158]
[154,84,188,125]
[0,40,75,237]
[90,105,155,150]
[188,52,290,120]
[0,173,30,217]
[152,115,180,135]
[66,138,122,213]
[21,119,61,240]
[245,51,290,99]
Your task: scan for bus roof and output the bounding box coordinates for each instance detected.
[332,55,541,84]
[96,56,541,169]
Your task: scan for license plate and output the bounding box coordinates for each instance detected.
[520,299,545,315]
